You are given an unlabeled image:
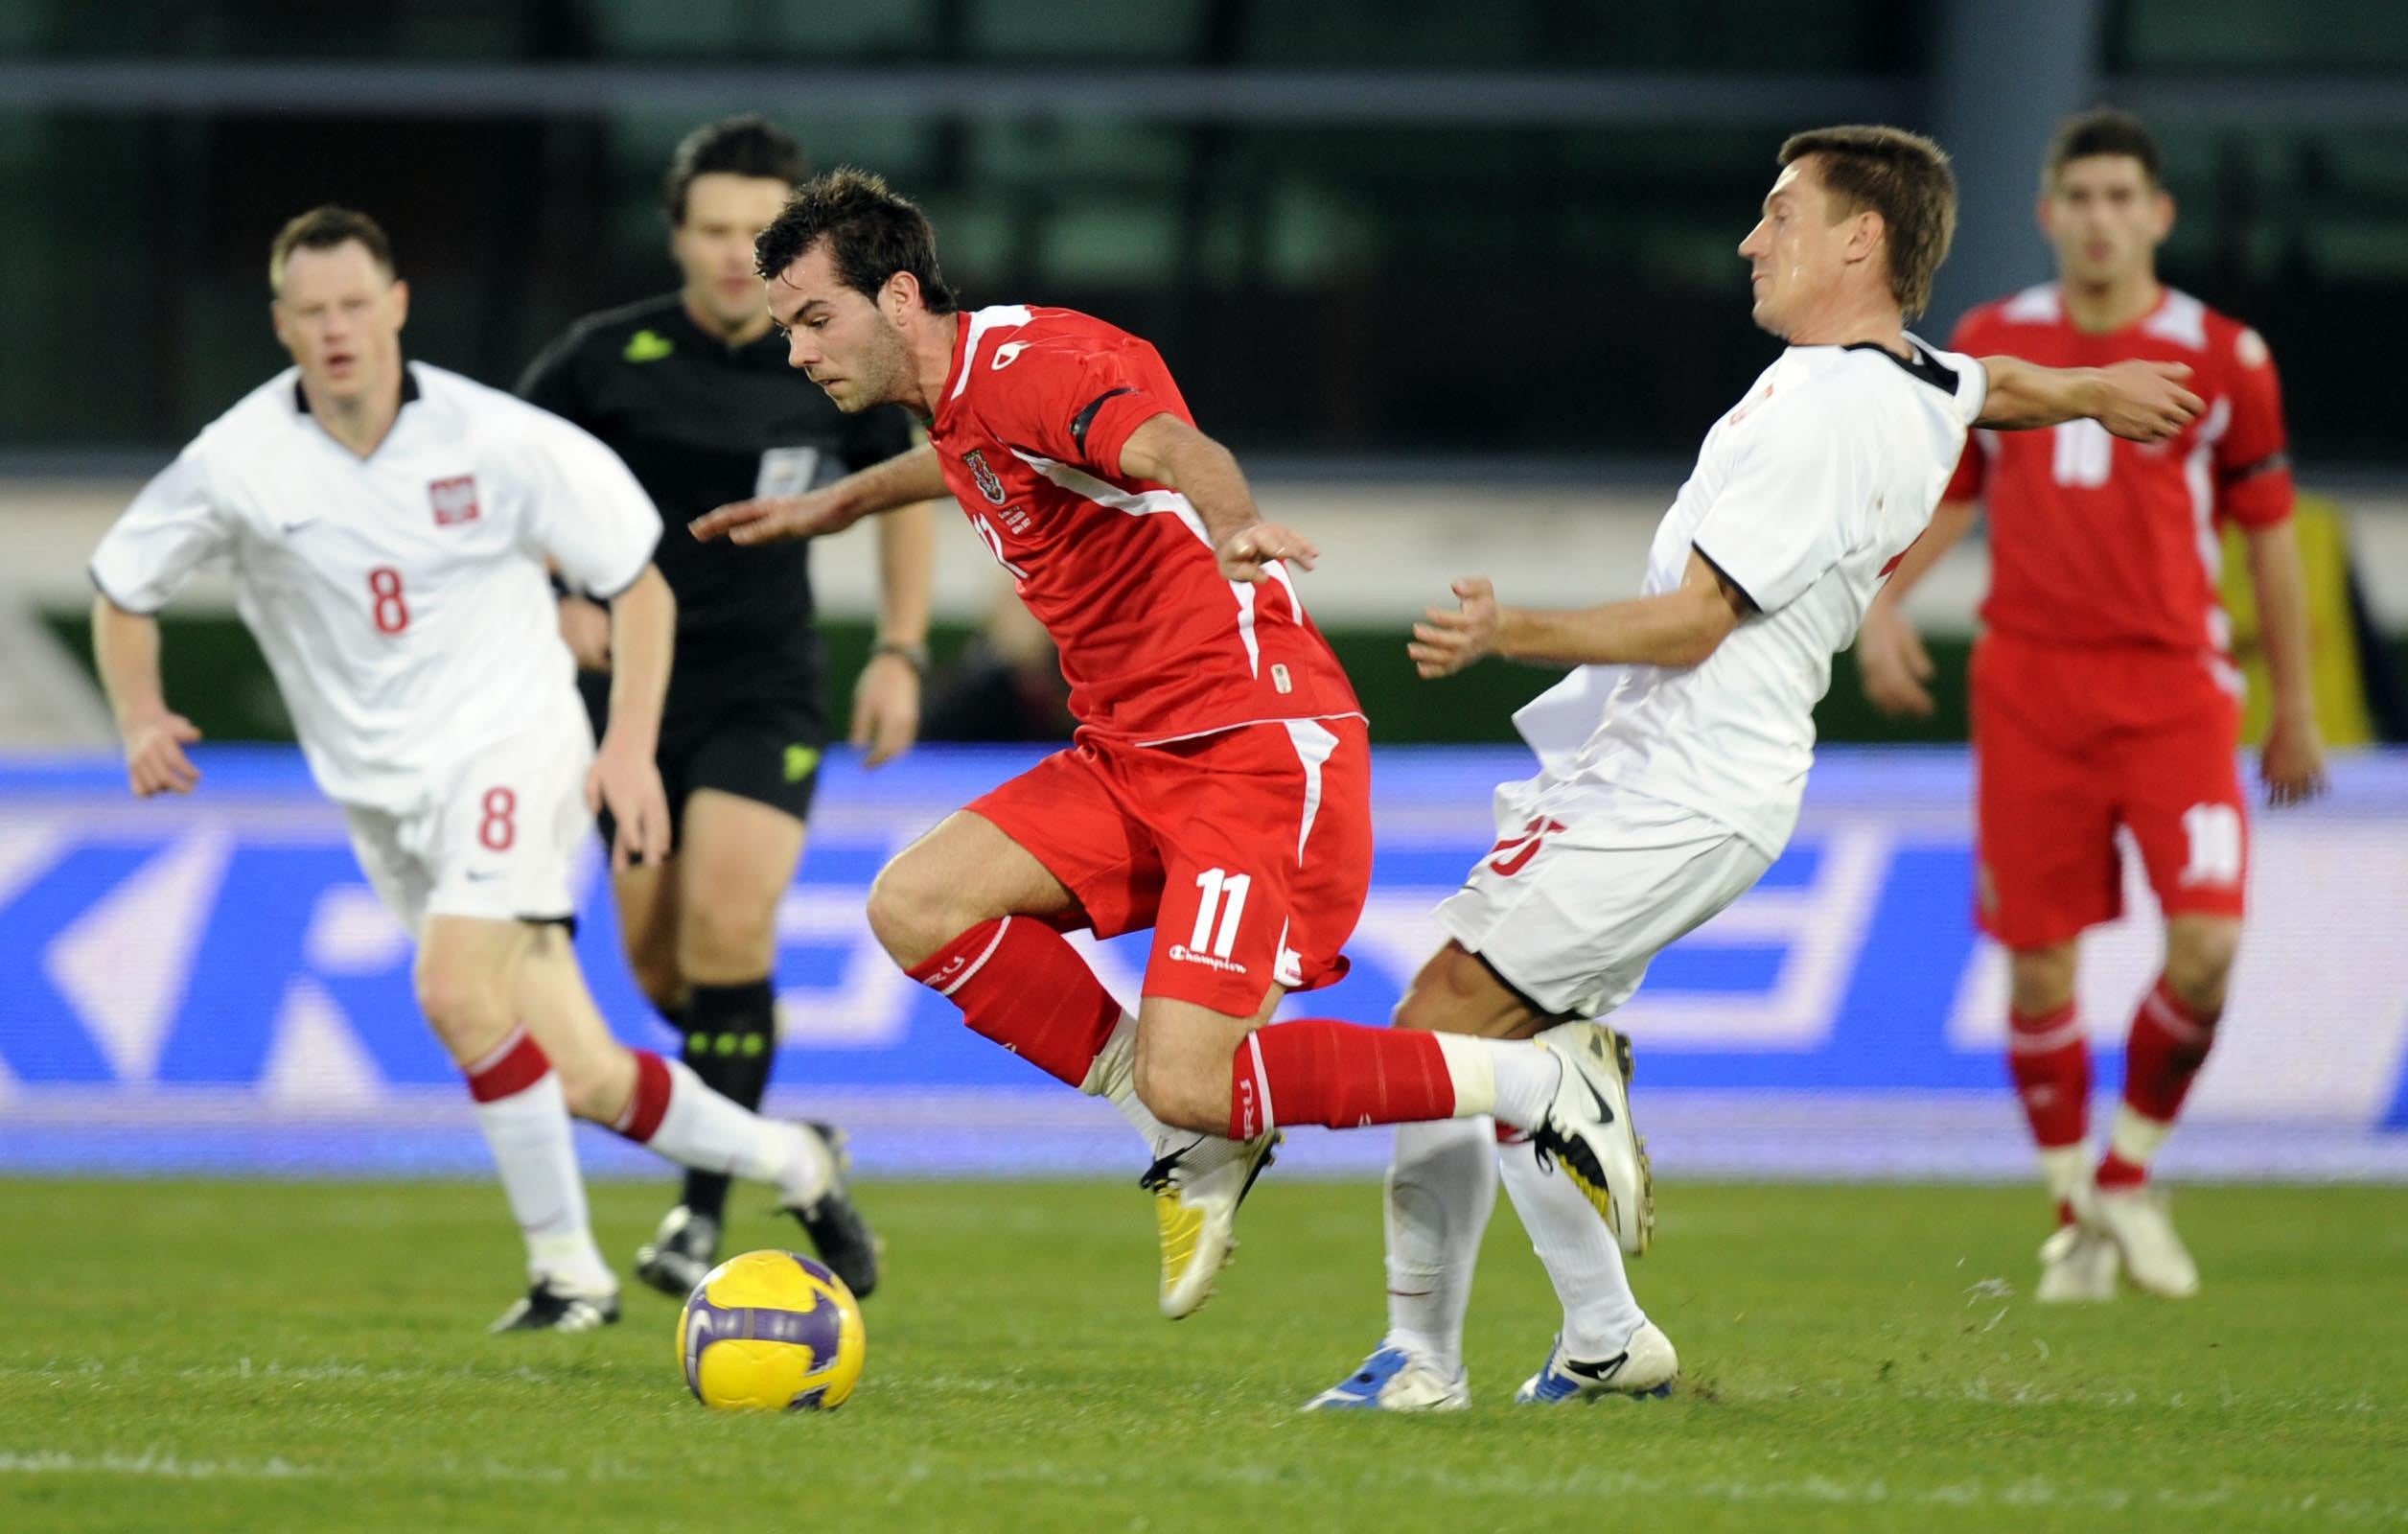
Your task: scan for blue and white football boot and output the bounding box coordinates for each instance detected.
[1301,1344,1470,1412]
[1515,1322,1679,1403]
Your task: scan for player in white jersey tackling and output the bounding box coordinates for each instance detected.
[1280,127,2205,1409]
[88,207,877,1332]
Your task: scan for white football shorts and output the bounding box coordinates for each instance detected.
[1433,780,1772,1019]
[341,703,596,938]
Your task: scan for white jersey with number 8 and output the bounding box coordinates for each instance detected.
[90,362,661,816]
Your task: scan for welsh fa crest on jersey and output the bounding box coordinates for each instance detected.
[428,475,480,526]
[962,450,1007,505]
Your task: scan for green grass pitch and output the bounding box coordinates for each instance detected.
[2,1176,2403,1532]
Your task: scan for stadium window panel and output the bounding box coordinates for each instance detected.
[965,119,1189,191]
[1035,204,1183,287]
[592,0,938,59]
[962,0,1211,62]
[1238,0,1929,71]
[2116,0,2408,72]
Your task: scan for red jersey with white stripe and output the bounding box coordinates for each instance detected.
[1945,284,2293,654]
[927,304,1360,745]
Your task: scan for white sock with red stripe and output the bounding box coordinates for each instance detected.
[612,1050,833,1208]
[1382,1118,1497,1380]
[464,1027,612,1294]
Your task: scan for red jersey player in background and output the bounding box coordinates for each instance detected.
[692,171,1370,1319]
[1860,109,2327,1302]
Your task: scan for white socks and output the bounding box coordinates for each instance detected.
[1382,1118,1498,1379]
[1430,1033,1561,1129]
[1498,1132,1647,1360]
[2039,1142,2093,1210]
[646,1058,833,1207]
[2105,1105,2174,1176]
[1082,1011,1190,1156]
[1378,1115,1651,1375]
[471,1070,613,1294]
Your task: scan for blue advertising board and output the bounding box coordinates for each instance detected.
[4,747,2405,1180]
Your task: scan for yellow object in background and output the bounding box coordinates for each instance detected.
[2220,495,2375,748]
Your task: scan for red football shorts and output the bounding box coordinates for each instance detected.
[966,716,1373,1017]
[1971,632,2248,950]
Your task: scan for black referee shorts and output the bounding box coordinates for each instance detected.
[589,684,823,857]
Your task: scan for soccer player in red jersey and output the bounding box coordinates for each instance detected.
[692,171,1371,1317]
[1860,110,2327,1301]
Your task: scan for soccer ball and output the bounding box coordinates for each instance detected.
[678,1250,867,1411]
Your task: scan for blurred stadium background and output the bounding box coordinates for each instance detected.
[4,0,2407,1181]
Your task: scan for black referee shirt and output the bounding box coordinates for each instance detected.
[519,293,917,732]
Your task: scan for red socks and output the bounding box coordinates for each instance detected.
[2120,976,2217,1122]
[1230,1020,1454,1140]
[907,918,1121,1088]
[2005,1000,2090,1150]
[2099,977,2217,1189]
[2006,976,2217,1193]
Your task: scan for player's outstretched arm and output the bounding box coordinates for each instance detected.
[1977,357,2203,441]
[2243,520,2328,806]
[588,566,675,869]
[1117,413,1317,584]
[690,443,948,546]
[1410,550,1753,679]
[91,595,202,797]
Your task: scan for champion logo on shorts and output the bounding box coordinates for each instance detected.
[1166,943,1249,976]
[428,475,481,527]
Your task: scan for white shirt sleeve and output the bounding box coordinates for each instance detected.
[89,449,233,614]
[1937,344,1989,428]
[1689,390,1865,615]
[516,409,662,598]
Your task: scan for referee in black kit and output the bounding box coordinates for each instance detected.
[521,117,935,1298]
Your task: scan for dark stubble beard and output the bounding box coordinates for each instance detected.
[851,325,915,413]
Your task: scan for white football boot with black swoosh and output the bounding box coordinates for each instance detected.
[1141,1130,1282,1319]
[1516,1322,1679,1403]
[1527,1022,1655,1258]
[489,1277,620,1334]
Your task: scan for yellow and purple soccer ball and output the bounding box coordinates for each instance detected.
[678,1250,867,1411]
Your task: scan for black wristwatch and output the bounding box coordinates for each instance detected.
[870,639,930,677]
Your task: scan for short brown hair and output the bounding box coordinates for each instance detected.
[268,205,395,295]
[753,168,958,315]
[2045,107,2164,190]
[1776,126,1957,320]
[662,114,810,226]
